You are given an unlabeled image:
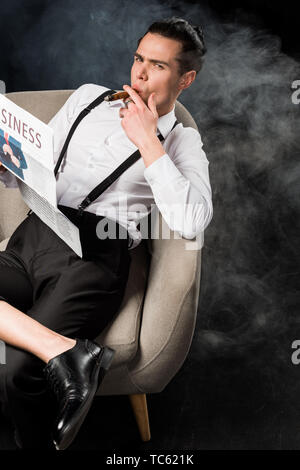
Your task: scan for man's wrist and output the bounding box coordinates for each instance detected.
[139,134,166,168]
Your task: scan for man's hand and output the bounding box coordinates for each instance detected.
[119,85,158,149]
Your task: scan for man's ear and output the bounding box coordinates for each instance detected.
[179,70,197,90]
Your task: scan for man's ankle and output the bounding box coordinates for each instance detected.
[44,336,77,364]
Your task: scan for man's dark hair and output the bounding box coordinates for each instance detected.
[137,17,207,76]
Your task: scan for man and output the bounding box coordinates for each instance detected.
[0,17,213,450]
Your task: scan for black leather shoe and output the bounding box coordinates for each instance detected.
[43,338,115,451]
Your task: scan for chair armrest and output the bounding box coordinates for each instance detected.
[127,234,202,393]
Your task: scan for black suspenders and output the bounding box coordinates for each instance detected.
[31,88,179,218]
[53,89,116,178]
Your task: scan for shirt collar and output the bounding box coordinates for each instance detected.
[156,105,176,139]
[106,100,176,140]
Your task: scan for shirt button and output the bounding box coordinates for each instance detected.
[104,137,111,146]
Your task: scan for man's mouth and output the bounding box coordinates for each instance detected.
[132,85,142,94]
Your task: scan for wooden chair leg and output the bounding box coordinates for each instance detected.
[128,393,151,441]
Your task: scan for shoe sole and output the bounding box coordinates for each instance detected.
[53,346,115,451]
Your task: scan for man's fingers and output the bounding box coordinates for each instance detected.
[119,97,136,118]
[122,98,134,110]
[147,92,157,116]
[123,85,144,109]
[119,106,129,119]
[123,98,135,107]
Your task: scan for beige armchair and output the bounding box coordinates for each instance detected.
[0,89,203,443]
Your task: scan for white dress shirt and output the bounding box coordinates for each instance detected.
[0,83,213,250]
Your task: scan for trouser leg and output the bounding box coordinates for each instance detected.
[0,259,129,448]
[0,215,131,448]
[0,345,57,448]
[0,251,33,311]
[0,249,47,447]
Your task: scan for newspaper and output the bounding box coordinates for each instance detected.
[0,93,82,257]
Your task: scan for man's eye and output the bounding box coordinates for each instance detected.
[155,64,163,69]
[134,56,142,62]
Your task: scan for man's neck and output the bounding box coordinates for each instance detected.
[157,102,176,117]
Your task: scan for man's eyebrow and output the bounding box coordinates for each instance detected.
[134,52,170,67]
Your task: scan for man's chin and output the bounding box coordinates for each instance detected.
[135,92,146,104]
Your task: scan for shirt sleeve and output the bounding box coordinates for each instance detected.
[143,127,213,239]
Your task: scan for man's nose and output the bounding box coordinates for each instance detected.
[136,64,148,80]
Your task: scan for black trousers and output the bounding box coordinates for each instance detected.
[0,211,131,448]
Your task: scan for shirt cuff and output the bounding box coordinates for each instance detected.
[143,153,182,187]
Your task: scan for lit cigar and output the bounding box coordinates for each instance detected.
[104,91,130,102]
